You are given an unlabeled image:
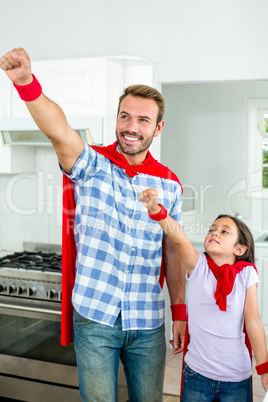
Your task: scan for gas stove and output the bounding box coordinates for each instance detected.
[0,242,62,302]
[0,244,80,402]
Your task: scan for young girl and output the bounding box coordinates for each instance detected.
[139,188,268,402]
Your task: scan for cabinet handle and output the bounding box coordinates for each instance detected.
[0,302,61,315]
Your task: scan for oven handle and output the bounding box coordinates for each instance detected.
[0,302,61,315]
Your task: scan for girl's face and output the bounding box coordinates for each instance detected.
[204,217,246,265]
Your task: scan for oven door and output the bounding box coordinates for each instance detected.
[0,296,80,401]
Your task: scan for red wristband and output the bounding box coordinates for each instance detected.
[148,204,167,221]
[256,362,268,375]
[13,74,42,101]
[170,304,187,321]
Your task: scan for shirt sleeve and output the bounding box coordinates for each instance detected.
[169,182,183,224]
[60,143,108,182]
[243,265,259,289]
[186,252,205,281]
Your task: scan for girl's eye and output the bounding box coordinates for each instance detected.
[208,229,214,233]
[222,230,229,234]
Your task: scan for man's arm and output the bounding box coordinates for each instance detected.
[162,234,186,354]
[0,48,84,173]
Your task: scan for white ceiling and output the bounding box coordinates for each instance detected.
[1,0,268,83]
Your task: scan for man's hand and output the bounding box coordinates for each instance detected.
[0,48,32,86]
[139,188,159,213]
[261,373,268,392]
[169,320,186,354]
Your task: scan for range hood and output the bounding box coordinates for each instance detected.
[0,116,103,146]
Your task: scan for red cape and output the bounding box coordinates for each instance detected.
[61,142,182,346]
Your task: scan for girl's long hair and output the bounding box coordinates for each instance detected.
[214,214,255,264]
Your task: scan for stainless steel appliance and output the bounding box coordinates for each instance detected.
[0,243,80,401]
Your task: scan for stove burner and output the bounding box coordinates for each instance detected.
[0,251,62,273]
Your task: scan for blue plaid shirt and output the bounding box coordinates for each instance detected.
[65,143,182,330]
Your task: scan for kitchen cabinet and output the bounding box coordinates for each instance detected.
[0,72,36,172]
[0,72,35,172]
[11,58,103,119]
[0,71,11,119]
[255,243,268,335]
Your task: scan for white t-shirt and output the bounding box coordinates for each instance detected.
[185,252,259,382]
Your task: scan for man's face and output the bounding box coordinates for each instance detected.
[116,95,163,158]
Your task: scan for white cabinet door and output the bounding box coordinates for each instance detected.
[0,71,11,118]
[11,58,103,118]
[260,257,268,332]
[0,72,36,173]
[256,246,268,334]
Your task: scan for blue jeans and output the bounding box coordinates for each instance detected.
[73,309,166,402]
[181,362,252,402]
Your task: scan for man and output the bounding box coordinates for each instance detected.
[0,48,186,402]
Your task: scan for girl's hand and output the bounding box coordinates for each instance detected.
[139,188,160,214]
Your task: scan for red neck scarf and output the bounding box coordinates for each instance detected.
[206,255,257,311]
[91,141,182,182]
[61,142,182,345]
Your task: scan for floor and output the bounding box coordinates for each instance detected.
[118,346,267,401]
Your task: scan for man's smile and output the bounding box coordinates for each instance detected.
[120,131,142,143]
[123,135,139,142]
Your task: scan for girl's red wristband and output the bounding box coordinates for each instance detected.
[13,74,42,101]
[256,361,268,375]
[170,304,187,321]
[148,204,167,221]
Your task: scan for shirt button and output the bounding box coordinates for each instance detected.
[131,247,135,251]
[126,270,129,274]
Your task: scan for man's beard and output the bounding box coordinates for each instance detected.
[116,130,155,156]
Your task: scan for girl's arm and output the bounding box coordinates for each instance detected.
[139,188,199,275]
[244,284,268,391]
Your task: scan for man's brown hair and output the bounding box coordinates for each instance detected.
[117,85,165,124]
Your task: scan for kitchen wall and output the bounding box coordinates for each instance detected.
[162,80,268,244]
[0,0,268,84]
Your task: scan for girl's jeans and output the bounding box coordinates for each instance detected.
[73,309,166,402]
[181,362,252,402]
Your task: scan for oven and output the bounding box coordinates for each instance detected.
[0,243,80,401]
